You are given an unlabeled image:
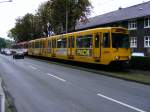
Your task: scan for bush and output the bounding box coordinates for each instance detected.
[130,56,150,70]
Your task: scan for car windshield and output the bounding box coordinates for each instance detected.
[112,33,130,48]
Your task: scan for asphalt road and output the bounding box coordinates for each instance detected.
[0,54,150,112]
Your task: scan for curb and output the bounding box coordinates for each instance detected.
[0,78,5,112]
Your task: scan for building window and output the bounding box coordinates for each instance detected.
[128,19,137,30]
[144,36,150,47]
[130,37,137,48]
[144,17,150,28]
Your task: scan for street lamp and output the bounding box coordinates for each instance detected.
[0,0,12,3]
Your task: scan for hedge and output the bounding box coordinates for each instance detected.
[130,56,150,70]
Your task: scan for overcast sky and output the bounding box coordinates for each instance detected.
[0,0,149,39]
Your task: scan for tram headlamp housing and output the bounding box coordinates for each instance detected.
[128,56,131,60]
[115,56,119,60]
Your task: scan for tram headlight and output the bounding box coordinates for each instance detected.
[115,56,119,60]
[128,56,131,60]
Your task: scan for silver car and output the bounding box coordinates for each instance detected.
[13,50,24,59]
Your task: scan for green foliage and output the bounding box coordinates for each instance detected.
[8,0,92,41]
[50,0,92,33]
[0,37,13,49]
[8,13,36,42]
[36,1,53,37]
[130,56,150,70]
[0,37,6,48]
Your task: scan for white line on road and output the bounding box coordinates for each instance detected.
[97,93,146,112]
[47,73,66,82]
[29,65,37,70]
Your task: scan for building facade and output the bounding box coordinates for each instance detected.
[76,1,150,56]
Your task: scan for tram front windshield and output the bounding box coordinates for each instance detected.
[112,33,129,48]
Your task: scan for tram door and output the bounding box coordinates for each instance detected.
[67,36,74,59]
[43,39,47,55]
[101,32,111,64]
[40,40,45,56]
[94,33,101,62]
[52,39,56,57]
[39,40,42,55]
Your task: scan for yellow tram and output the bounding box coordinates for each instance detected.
[28,27,131,65]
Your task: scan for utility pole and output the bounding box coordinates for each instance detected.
[65,10,68,34]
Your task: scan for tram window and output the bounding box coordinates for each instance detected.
[42,41,45,48]
[52,40,56,48]
[38,42,40,48]
[35,42,37,48]
[112,33,129,48]
[28,43,30,48]
[37,42,39,48]
[57,39,61,48]
[95,34,99,48]
[31,43,33,48]
[33,42,35,48]
[48,40,51,48]
[40,41,43,48]
[76,35,92,48]
[76,36,82,48]
[68,36,74,48]
[57,38,67,48]
[71,37,74,48]
[62,38,67,48]
[28,43,29,48]
[32,43,35,48]
[30,43,32,48]
[103,33,110,48]
[41,41,43,48]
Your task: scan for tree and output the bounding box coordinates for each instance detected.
[8,0,92,41]
[50,0,92,34]
[8,13,37,41]
[0,37,6,49]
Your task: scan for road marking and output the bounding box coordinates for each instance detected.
[47,73,66,82]
[97,93,146,112]
[29,65,37,70]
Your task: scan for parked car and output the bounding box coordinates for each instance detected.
[0,49,5,54]
[13,50,24,59]
[5,49,12,55]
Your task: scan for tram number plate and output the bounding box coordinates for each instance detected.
[76,49,92,56]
